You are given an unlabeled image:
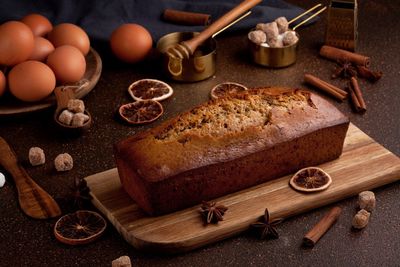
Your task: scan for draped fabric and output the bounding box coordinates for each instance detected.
[0,0,308,41]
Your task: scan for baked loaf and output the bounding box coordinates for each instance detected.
[114,88,349,215]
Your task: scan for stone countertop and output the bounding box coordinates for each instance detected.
[0,0,399,266]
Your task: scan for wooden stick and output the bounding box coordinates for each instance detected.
[304,74,348,101]
[182,0,262,55]
[0,137,61,219]
[350,77,367,112]
[163,9,211,26]
[320,45,370,67]
[303,206,342,247]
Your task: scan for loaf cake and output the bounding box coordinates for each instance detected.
[114,88,349,215]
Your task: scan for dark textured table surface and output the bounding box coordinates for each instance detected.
[1,0,399,266]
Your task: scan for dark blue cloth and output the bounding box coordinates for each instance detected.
[0,0,308,41]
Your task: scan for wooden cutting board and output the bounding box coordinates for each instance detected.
[85,123,400,253]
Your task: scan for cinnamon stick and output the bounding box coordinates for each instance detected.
[303,206,342,247]
[320,45,370,67]
[350,77,367,112]
[356,65,383,83]
[163,9,211,26]
[347,86,363,112]
[304,74,348,101]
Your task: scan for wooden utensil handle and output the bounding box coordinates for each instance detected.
[0,137,61,219]
[54,86,76,113]
[3,158,36,189]
[0,136,42,193]
[0,137,20,170]
[182,0,262,54]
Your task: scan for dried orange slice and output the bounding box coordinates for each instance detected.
[54,210,107,245]
[210,82,248,100]
[119,100,163,125]
[167,57,183,76]
[128,79,173,102]
[289,167,332,192]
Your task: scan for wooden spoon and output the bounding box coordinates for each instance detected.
[53,81,92,134]
[167,0,262,59]
[0,137,61,219]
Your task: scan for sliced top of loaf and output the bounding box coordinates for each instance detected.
[114,88,349,182]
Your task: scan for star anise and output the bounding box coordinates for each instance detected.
[67,177,92,210]
[199,201,228,224]
[250,208,283,239]
[331,60,358,79]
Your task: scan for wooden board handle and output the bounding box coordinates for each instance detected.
[183,0,262,54]
[0,137,61,219]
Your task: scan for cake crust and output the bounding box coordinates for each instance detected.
[114,88,349,215]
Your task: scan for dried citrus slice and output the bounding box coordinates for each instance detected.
[167,56,183,76]
[210,82,248,100]
[119,100,163,125]
[54,210,107,245]
[289,167,332,192]
[128,79,173,102]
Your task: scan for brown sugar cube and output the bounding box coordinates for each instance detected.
[267,35,283,48]
[267,37,278,47]
[282,31,299,46]
[54,153,73,171]
[248,30,267,45]
[352,209,370,229]
[358,191,376,212]
[67,99,85,113]
[256,22,279,40]
[112,256,131,267]
[58,109,74,125]
[71,113,89,127]
[28,147,45,166]
[275,16,289,34]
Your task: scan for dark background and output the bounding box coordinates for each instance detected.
[0,0,399,266]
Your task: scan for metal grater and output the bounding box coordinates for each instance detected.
[325,0,358,51]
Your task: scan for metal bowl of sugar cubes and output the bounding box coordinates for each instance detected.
[248,18,299,68]
[248,5,327,67]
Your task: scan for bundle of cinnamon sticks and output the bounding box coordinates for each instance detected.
[304,74,366,113]
[304,45,383,114]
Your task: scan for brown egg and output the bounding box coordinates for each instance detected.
[0,21,35,66]
[46,45,86,84]
[8,61,56,102]
[21,13,53,37]
[110,24,152,63]
[28,37,55,61]
[0,70,6,97]
[48,23,90,55]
